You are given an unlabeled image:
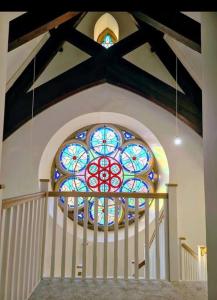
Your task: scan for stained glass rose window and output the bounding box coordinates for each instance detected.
[52,124,158,230]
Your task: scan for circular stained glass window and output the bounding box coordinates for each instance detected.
[52,124,158,230]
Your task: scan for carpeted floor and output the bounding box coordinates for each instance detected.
[29,279,207,300]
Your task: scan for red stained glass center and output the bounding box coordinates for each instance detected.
[85,156,123,192]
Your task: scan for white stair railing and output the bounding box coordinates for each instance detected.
[0,189,48,300]
[45,190,170,280]
[179,238,207,281]
[0,181,180,299]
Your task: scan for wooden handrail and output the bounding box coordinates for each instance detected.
[2,192,46,209]
[181,242,198,259]
[48,191,168,199]
[2,191,167,209]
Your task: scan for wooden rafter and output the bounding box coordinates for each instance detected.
[3,55,202,139]
[6,13,86,102]
[4,12,202,139]
[8,11,81,51]
[133,20,202,107]
[131,11,201,52]
[66,27,149,58]
[3,57,106,139]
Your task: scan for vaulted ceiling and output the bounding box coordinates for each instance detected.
[4,11,202,140]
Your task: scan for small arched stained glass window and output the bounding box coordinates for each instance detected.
[51,124,158,231]
[101,33,114,49]
[97,28,118,50]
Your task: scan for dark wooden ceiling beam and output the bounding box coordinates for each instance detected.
[66,27,149,59]
[4,54,202,139]
[134,21,202,107]
[3,57,106,140]
[8,11,80,51]
[6,13,86,102]
[131,11,201,52]
[6,33,64,102]
[105,28,149,56]
[149,36,202,105]
[65,28,104,56]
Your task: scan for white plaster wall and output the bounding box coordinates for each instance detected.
[2,84,205,251]
[94,13,119,41]
[124,43,183,92]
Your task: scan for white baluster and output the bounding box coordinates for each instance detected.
[12,204,24,300]
[93,197,98,278]
[51,197,58,278]
[103,197,108,279]
[124,197,128,280]
[114,197,119,279]
[71,197,78,279]
[82,197,88,279]
[145,198,150,280]
[61,196,68,278]
[0,208,11,300]
[164,198,169,280]
[40,179,49,278]
[7,206,18,300]
[134,198,139,280]
[20,203,29,300]
[25,201,34,298]
[155,199,160,279]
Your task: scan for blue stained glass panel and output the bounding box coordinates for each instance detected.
[148,170,155,181]
[120,143,152,174]
[128,212,134,220]
[75,131,87,141]
[60,142,89,173]
[122,130,135,140]
[120,178,150,210]
[58,176,89,209]
[54,169,61,181]
[89,126,121,156]
[78,211,84,221]
[101,34,114,49]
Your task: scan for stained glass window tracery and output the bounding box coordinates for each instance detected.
[51,124,158,230]
[101,34,114,49]
[97,28,117,50]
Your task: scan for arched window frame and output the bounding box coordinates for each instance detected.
[97,27,118,47]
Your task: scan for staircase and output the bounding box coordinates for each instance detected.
[0,181,207,300]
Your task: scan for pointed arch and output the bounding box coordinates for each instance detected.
[94,13,119,45]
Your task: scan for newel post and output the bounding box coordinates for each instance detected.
[39,179,49,278]
[166,183,180,281]
[40,179,49,194]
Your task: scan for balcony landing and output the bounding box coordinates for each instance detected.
[30,279,207,300]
